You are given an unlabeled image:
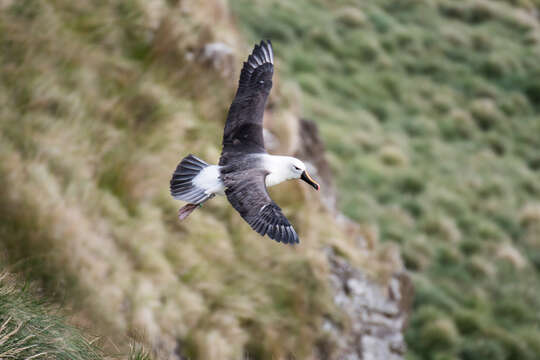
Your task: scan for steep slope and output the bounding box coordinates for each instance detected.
[230,0,540,359]
[0,272,102,360]
[0,1,406,359]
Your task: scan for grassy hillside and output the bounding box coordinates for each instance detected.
[230,0,540,359]
[0,272,102,360]
[0,1,398,359]
[0,270,156,360]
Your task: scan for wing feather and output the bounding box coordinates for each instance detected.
[223,169,299,244]
[220,40,274,157]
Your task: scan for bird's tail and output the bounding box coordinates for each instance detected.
[170,154,214,220]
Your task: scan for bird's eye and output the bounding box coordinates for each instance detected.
[293,166,300,171]
[259,80,265,84]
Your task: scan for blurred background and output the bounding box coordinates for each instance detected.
[1,0,540,359]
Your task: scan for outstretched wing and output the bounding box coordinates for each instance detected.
[221,40,274,157]
[222,169,299,244]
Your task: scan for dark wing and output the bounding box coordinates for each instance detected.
[221,40,274,158]
[222,169,299,244]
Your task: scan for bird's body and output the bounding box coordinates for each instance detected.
[184,154,308,197]
[170,41,319,244]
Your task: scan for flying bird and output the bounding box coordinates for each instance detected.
[170,40,320,244]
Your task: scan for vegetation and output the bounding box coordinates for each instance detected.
[0,272,102,360]
[2,0,539,358]
[230,0,540,359]
[0,0,387,358]
[0,270,155,360]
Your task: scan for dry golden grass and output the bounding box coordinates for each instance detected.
[0,272,102,360]
[0,1,398,359]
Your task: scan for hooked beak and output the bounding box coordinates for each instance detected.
[301,170,320,191]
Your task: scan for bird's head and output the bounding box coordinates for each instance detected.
[288,157,320,191]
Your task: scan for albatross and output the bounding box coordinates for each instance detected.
[170,40,320,244]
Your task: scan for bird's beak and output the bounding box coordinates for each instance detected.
[301,170,320,191]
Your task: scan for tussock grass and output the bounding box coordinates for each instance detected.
[0,0,392,359]
[128,342,154,360]
[231,0,540,358]
[0,273,102,360]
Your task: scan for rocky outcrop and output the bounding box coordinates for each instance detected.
[294,119,413,360]
[294,118,338,212]
[320,249,413,360]
[330,253,413,360]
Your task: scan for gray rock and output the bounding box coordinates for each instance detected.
[294,118,413,360]
[200,42,234,76]
[321,248,413,360]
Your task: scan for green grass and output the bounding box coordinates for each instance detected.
[230,0,540,358]
[0,273,102,360]
[0,271,158,360]
[128,343,154,360]
[3,0,539,358]
[0,1,376,358]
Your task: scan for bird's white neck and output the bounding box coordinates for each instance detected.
[260,154,297,187]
